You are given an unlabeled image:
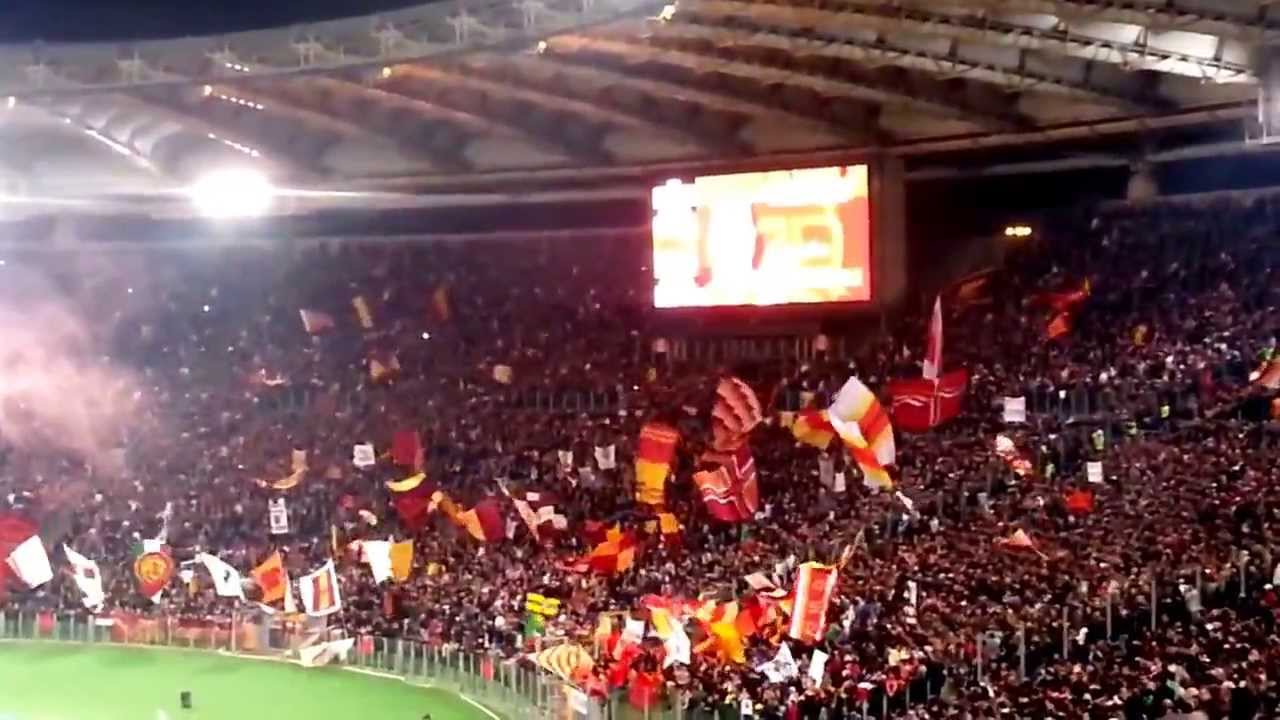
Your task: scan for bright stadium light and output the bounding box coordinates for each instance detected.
[188,168,275,219]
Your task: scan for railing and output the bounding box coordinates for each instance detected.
[0,610,564,720]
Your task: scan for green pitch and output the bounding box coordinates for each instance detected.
[0,642,495,720]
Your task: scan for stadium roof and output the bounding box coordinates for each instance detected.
[0,0,1269,214]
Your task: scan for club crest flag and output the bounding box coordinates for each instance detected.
[268,498,290,535]
[634,423,679,506]
[787,562,838,644]
[299,560,342,617]
[134,548,175,600]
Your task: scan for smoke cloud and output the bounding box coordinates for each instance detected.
[0,262,147,475]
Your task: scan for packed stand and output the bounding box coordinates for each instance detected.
[0,193,1277,720]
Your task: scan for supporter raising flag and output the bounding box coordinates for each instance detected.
[634,422,679,506]
[299,560,342,617]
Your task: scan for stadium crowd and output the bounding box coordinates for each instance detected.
[1,192,1278,720]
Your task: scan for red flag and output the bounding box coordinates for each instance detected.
[391,430,422,469]
[695,444,759,523]
[457,499,506,543]
[1065,489,1095,515]
[1046,312,1072,340]
[787,562,838,644]
[385,473,436,532]
[887,370,968,432]
[922,296,942,380]
[628,671,664,710]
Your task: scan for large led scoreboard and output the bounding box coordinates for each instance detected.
[650,162,904,311]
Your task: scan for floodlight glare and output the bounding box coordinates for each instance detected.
[188,168,275,219]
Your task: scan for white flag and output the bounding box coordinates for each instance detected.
[298,637,356,667]
[663,623,691,668]
[360,540,393,584]
[352,443,376,468]
[808,649,829,684]
[268,498,289,535]
[557,450,574,470]
[1087,461,1104,484]
[756,643,799,683]
[1002,396,1027,423]
[623,617,646,644]
[593,445,617,470]
[63,545,106,610]
[6,535,53,588]
[298,560,342,617]
[196,553,246,600]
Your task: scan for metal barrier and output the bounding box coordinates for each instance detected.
[0,610,561,720]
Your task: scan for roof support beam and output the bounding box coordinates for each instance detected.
[455,56,754,154]
[625,32,1032,129]
[892,0,1279,44]
[541,36,887,142]
[686,0,1254,82]
[665,15,1170,113]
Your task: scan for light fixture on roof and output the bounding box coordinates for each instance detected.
[381,66,393,79]
[5,96,14,109]
[188,168,275,219]
[536,40,548,54]
[658,3,677,21]
[1003,224,1033,238]
[202,84,213,97]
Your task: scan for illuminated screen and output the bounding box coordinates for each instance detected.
[652,165,871,308]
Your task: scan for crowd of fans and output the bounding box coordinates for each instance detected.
[1,192,1278,720]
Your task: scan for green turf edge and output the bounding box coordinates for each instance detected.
[0,639,512,720]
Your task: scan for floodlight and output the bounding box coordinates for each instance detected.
[188,168,275,219]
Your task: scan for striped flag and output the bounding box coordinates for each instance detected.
[830,377,895,466]
[634,423,679,506]
[787,562,838,644]
[299,560,342,617]
[694,444,758,523]
[791,409,836,450]
[828,412,893,490]
[712,377,763,450]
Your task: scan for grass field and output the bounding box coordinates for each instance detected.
[0,642,496,720]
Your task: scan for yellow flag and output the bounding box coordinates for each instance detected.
[389,540,413,582]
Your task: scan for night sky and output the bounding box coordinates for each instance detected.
[0,0,429,42]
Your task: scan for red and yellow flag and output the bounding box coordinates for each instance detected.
[634,423,679,506]
[791,409,836,449]
[252,551,287,605]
